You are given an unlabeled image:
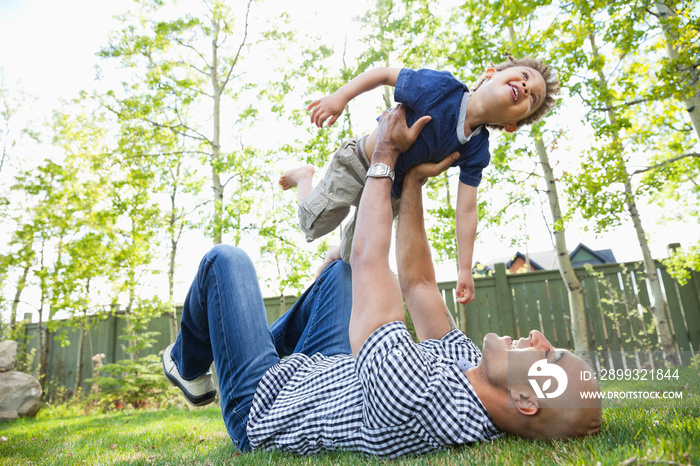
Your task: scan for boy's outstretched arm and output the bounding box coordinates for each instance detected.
[307,67,401,128]
[348,105,431,357]
[396,154,460,342]
[455,182,478,304]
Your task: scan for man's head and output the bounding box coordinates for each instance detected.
[470,330,602,440]
[471,56,560,133]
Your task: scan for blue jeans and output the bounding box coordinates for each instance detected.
[169,245,353,452]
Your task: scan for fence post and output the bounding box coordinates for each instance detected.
[279,295,287,322]
[494,263,517,338]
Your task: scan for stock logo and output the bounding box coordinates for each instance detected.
[528,359,568,399]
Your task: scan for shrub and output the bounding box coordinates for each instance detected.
[85,353,181,411]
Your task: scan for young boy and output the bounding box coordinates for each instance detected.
[280,56,559,304]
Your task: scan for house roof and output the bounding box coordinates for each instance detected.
[570,243,616,265]
[485,243,617,272]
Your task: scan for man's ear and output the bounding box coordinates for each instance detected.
[504,123,517,133]
[485,67,496,79]
[510,389,540,416]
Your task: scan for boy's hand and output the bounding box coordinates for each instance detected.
[456,269,475,305]
[307,92,347,128]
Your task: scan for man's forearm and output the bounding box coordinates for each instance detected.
[396,176,435,286]
[351,176,394,266]
[396,156,459,341]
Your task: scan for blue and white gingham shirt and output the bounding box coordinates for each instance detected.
[247,321,501,457]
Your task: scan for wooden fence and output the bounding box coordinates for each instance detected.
[19,260,700,393]
[439,261,700,371]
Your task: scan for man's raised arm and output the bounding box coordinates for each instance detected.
[396,154,460,341]
[348,105,431,357]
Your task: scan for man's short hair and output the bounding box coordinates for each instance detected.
[473,56,561,128]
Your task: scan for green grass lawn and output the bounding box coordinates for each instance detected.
[1,368,698,465]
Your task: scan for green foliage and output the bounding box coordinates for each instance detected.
[82,298,171,411]
[471,262,494,278]
[663,242,700,285]
[11,327,36,375]
[584,263,658,352]
[85,354,175,411]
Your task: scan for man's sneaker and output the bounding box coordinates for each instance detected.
[162,343,217,407]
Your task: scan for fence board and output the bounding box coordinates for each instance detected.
[581,272,607,368]
[660,268,692,365]
[604,269,625,370]
[511,283,528,340]
[548,280,571,349]
[677,270,700,350]
[614,268,641,369]
[481,284,501,338]
[491,263,515,340]
[537,281,556,352]
[526,281,542,336]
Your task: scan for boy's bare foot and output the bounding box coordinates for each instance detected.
[279,165,315,191]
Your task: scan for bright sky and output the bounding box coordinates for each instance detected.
[1,0,698,308]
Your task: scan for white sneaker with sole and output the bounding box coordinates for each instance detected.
[162,343,217,406]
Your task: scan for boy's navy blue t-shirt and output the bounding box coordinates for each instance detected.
[390,68,490,198]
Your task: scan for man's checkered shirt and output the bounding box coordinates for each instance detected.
[247,321,501,457]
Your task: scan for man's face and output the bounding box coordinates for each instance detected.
[479,330,561,387]
[479,66,547,127]
[479,330,602,438]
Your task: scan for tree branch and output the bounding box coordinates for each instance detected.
[174,38,211,74]
[590,96,655,112]
[630,152,700,177]
[221,172,241,191]
[221,0,252,90]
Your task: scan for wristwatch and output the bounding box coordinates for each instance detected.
[366,163,395,182]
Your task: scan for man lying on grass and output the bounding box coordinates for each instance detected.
[162,104,602,457]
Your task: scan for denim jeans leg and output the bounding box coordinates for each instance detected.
[270,259,353,357]
[171,244,280,452]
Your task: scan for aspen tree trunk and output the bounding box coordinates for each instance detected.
[168,189,179,343]
[38,241,50,389]
[210,17,224,246]
[589,33,680,365]
[624,178,680,365]
[9,265,30,333]
[534,133,593,368]
[126,283,137,361]
[74,317,86,394]
[655,1,700,140]
[38,300,48,389]
[74,278,92,394]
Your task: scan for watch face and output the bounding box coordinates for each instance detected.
[367,163,394,181]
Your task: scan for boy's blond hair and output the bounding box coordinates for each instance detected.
[473,56,560,128]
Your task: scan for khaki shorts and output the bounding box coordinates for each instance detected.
[298,135,399,263]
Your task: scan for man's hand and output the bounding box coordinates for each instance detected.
[313,244,341,281]
[456,268,475,304]
[405,151,460,186]
[373,104,432,165]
